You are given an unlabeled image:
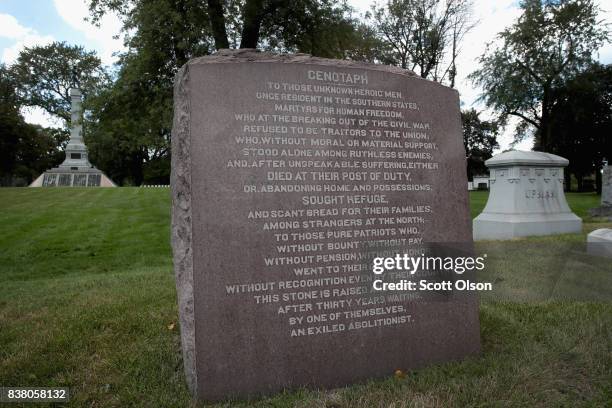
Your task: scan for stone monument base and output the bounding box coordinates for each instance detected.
[473,212,582,240]
[587,228,612,258]
[588,206,612,219]
[30,167,116,187]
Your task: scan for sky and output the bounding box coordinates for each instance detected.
[1,0,611,151]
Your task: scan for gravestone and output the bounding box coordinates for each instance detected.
[588,165,612,218]
[171,50,480,402]
[604,166,612,206]
[30,88,115,187]
[473,151,582,240]
[473,175,489,190]
[587,228,612,258]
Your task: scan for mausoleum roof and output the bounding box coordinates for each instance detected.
[486,150,569,168]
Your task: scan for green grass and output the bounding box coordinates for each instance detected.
[0,188,610,407]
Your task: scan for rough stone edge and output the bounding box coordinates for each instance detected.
[170,63,197,395]
[184,48,450,83]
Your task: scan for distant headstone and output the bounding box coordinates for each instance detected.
[588,165,612,218]
[587,228,612,258]
[473,151,582,240]
[472,175,489,190]
[29,88,115,187]
[171,50,480,402]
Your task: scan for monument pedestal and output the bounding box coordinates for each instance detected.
[473,151,582,240]
[30,167,115,187]
[474,212,582,240]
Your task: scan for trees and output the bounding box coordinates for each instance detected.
[7,42,105,183]
[85,0,214,185]
[367,0,474,86]
[461,109,499,180]
[548,64,612,192]
[470,0,609,150]
[88,0,365,58]
[83,0,370,185]
[11,42,110,124]
[0,65,66,186]
[85,74,172,186]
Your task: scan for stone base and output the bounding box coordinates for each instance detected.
[587,228,612,258]
[588,206,612,219]
[473,212,582,240]
[30,167,116,187]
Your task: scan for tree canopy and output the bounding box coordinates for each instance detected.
[11,41,110,124]
[367,0,474,86]
[0,64,66,186]
[88,0,367,59]
[80,0,376,185]
[461,108,500,180]
[548,63,612,191]
[16,0,611,188]
[470,0,609,150]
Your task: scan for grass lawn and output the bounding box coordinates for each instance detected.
[0,188,610,407]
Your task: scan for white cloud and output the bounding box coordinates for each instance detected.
[53,0,124,65]
[0,14,55,64]
[349,0,373,14]
[0,13,32,39]
[21,106,63,128]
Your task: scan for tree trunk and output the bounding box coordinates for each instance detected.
[449,24,458,88]
[576,174,583,192]
[239,0,266,49]
[539,87,551,151]
[131,151,145,186]
[564,169,571,192]
[207,0,230,50]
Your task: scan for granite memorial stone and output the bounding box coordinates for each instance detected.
[171,50,480,401]
[473,151,582,240]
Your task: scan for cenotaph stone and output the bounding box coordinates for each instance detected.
[172,50,480,401]
[473,151,582,240]
[30,88,115,187]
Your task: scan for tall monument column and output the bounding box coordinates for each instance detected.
[29,87,116,187]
